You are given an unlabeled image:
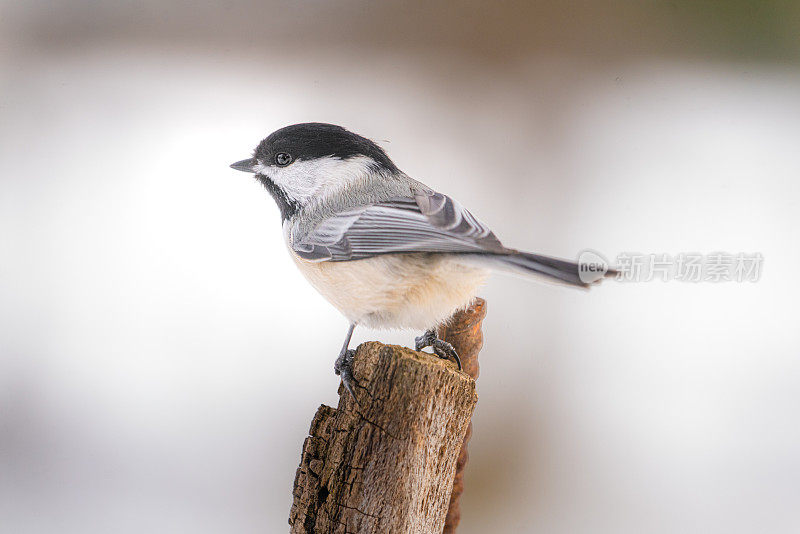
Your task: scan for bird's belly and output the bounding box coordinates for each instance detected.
[291,252,488,330]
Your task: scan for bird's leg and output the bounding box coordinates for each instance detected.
[333,323,359,403]
[415,329,462,370]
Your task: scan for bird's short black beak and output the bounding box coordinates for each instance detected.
[230,158,258,173]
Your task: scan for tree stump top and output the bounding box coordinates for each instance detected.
[290,342,478,534]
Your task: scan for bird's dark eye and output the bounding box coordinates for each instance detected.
[275,153,293,166]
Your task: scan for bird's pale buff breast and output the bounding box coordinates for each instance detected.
[291,252,488,330]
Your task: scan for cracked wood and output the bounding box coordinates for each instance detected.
[289,342,478,534]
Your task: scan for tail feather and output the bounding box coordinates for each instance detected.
[501,251,589,287]
[459,250,615,288]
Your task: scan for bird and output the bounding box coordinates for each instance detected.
[230,123,613,399]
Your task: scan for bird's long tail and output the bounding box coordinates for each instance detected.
[459,250,616,288]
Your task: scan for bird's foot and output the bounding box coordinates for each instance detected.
[334,348,360,404]
[414,329,462,370]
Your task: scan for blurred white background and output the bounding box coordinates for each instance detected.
[1,1,799,533]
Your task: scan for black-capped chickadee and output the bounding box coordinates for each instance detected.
[231,123,613,398]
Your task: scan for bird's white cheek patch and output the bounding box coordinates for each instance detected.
[263,156,376,204]
[265,161,319,203]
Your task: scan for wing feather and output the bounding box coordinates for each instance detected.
[293,191,504,262]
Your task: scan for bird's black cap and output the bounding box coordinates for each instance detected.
[254,123,398,172]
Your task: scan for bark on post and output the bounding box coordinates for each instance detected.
[289,342,477,534]
[437,298,486,534]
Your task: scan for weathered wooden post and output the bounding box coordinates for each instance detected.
[289,299,486,534]
[438,298,486,533]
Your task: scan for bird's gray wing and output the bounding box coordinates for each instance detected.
[293,191,506,261]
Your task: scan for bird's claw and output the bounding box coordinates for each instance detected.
[334,348,360,405]
[415,329,462,370]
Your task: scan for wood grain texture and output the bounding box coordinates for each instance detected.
[289,342,478,534]
[437,298,486,533]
